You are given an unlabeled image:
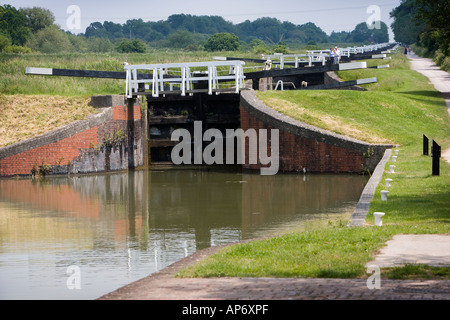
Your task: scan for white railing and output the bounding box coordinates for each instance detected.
[263,42,394,69]
[265,53,327,69]
[124,60,246,98]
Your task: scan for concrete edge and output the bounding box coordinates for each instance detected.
[348,148,392,227]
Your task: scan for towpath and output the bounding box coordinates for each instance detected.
[408,52,450,162]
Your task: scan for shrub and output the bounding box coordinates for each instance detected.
[204,33,240,52]
[0,34,11,52]
[116,39,146,53]
[3,44,31,53]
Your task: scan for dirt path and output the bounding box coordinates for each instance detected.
[408,52,450,162]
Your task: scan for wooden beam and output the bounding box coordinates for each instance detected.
[244,64,337,80]
[25,67,152,79]
[296,77,377,90]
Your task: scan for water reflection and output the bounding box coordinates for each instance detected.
[0,170,367,299]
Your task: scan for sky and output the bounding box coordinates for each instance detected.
[4,0,401,40]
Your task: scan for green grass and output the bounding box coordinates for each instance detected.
[256,53,449,147]
[383,264,450,280]
[178,224,449,279]
[177,51,450,279]
[0,50,264,96]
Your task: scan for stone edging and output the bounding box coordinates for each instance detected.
[348,148,392,226]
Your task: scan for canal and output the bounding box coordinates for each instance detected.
[0,169,368,300]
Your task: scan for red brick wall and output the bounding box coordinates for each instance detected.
[0,99,142,177]
[0,127,99,176]
[112,105,141,121]
[240,107,366,173]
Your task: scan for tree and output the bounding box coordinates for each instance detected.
[298,22,328,43]
[26,25,73,53]
[116,39,146,53]
[19,7,54,33]
[329,31,351,43]
[349,21,389,43]
[67,32,87,52]
[273,42,289,54]
[372,21,389,43]
[87,37,114,52]
[285,29,307,43]
[390,0,425,44]
[245,17,284,44]
[151,20,172,36]
[0,4,31,45]
[350,23,371,43]
[390,0,449,55]
[85,22,110,38]
[0,34,11,52]
[204,33,240,51]
[167,30,196,49]
[103,21,124,39]
[416,0,449,55]
[250,38,271,54]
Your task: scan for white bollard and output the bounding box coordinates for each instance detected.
[374,212,385,226]
[381,190,389,201]
[385,178,393,187]
[390,165,395,173]
[392,156,397,162]
[394,150,399,155]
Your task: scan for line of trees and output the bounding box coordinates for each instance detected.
[81,14,389,51]
[390,0,449,70]
[1,4,389,54]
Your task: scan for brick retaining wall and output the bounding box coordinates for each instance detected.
[0,95,146,177]
[240,90,393,173]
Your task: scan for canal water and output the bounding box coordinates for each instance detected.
[0,169,368,300]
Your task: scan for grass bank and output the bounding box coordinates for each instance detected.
[0,50,259,96]
[0,95,95,148]
[178,51,450,280]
